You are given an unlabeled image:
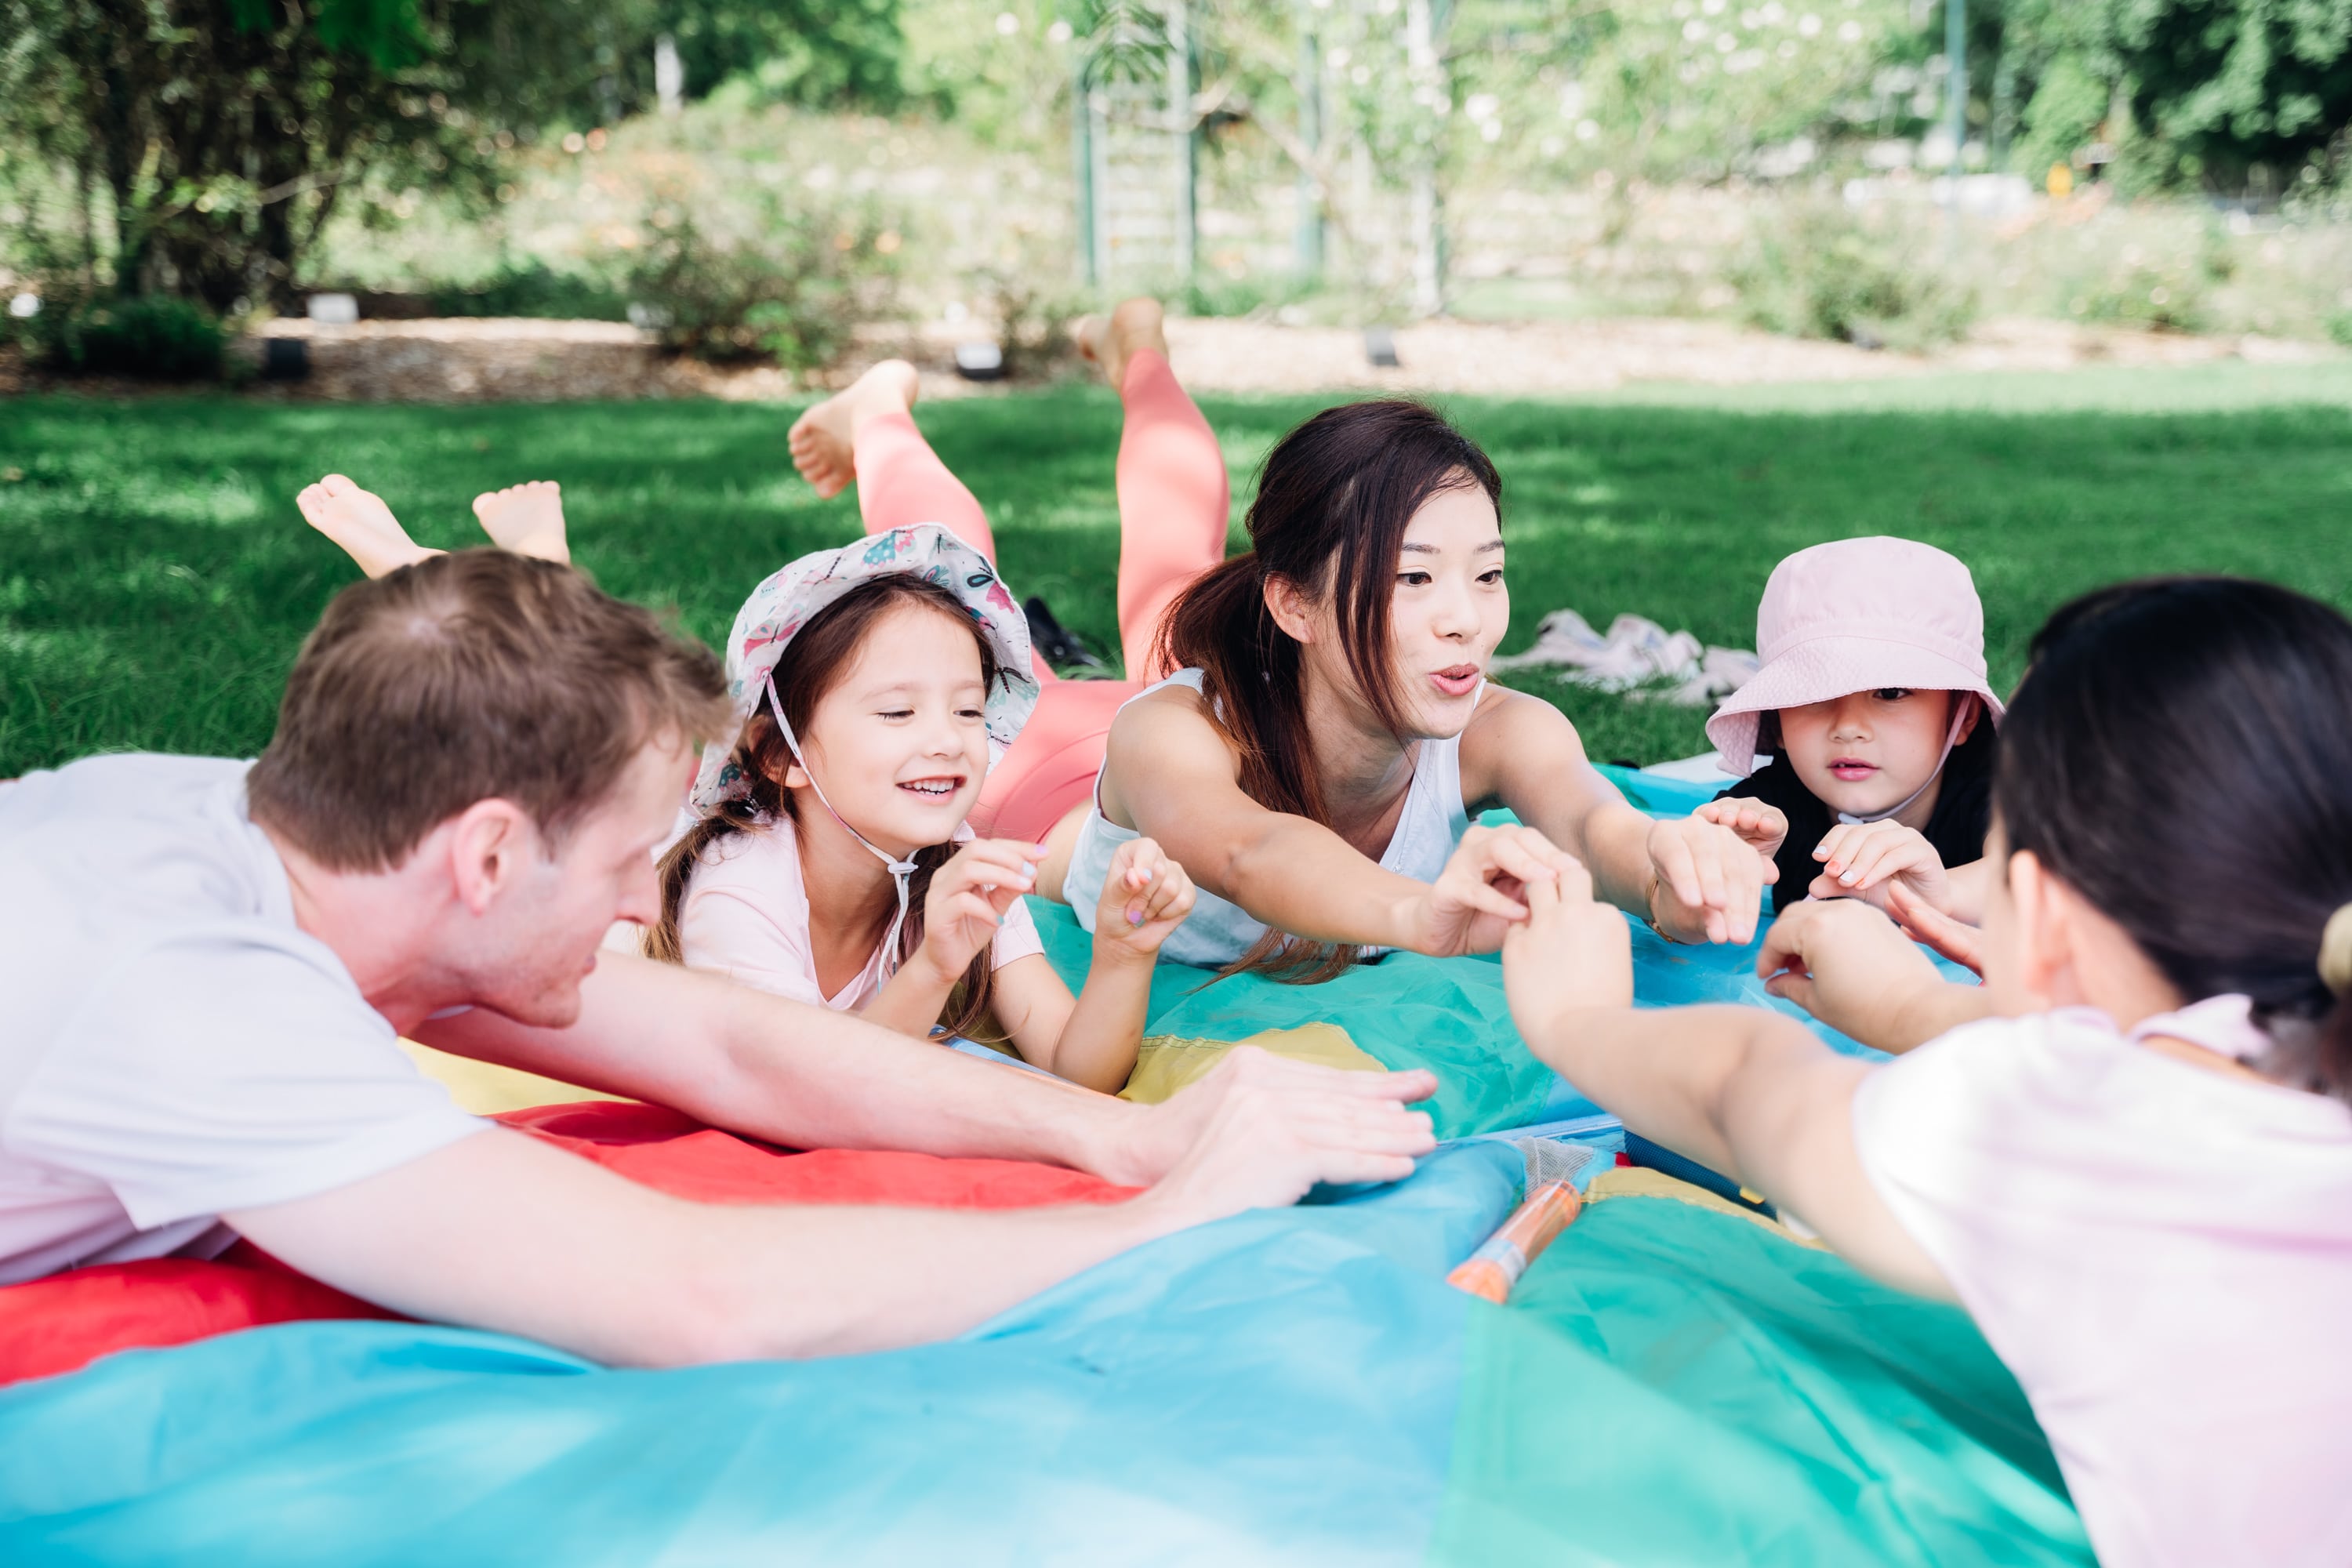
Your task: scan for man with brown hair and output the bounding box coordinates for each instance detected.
[0,550,1437,1365]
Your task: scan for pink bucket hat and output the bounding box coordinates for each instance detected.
[1705,536,2005,775]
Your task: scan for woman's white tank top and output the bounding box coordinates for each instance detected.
[1063,668,1472,968]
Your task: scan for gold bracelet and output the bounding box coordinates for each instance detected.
[1644,873,1687,945]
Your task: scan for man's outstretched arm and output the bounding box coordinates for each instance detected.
[415,951,1430,1186]
[227,1049,1437,1366]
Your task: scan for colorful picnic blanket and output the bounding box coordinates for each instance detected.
[0,764,2070,1563]
[0,1123,2085,1564]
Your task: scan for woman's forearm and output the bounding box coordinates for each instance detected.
[1216,817,1430,950]
[1576,803,1664,917]
[1528,1004,1793,1181]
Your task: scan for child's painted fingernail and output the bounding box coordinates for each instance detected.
[1128,909,1145,927]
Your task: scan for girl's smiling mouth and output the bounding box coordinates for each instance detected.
[898,775,965,799]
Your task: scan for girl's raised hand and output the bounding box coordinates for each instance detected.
[1693,797,1790,862]
[1501,854,1633,1040]
[1755,895,1967,1053]
[1414,823,1582,956]
[916,839,1043,983]
[1809,821,1949,912]
[1885,880,1984,976]
[1091,836,1197,963]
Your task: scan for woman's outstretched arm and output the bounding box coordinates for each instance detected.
[1102,689,1575,956]
[1463,688,1773,945]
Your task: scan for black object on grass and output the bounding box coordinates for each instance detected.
[1024,595,1105,672]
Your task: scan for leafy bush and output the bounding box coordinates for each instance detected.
[2055,230,2228,332]
[27,292,226,379]
[428,262,630,321]
[1733,201,1977,351]
[617,191,899,368]
[965,265,1088,378]
[1179,273,1321,319]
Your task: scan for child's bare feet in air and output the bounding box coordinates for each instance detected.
[471,480,571,564]
[296,474,439,579]
[786,358,920,499]
[1072,297,1169,392]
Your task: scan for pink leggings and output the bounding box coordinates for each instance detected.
[850,350,1229,842]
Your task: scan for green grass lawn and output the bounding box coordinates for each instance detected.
[4,361,2350,778]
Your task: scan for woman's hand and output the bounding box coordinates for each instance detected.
[1755,896,1980,1053]
[1501,854,1633,1040]
[917,839,1042,983]
[1808,820,1950,912]
[1692,797,1790,862]
[1646,815,1772,945]
[1407,823,1582,956]
[1089,837,1197,965]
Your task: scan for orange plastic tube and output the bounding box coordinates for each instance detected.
[1445,1180,1583,1305]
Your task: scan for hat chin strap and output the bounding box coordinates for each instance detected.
[1833,695,1975,828]
[766,675,923,975]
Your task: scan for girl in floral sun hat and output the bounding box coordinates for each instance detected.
[289,479,1198,1090]
[641,523,1199,1092]
[1693,536,2003,925]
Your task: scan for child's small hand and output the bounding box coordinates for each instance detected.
[1692,797,1789,866]
[1809,821,1948,912]
[1501,854,1633,1040]
[918,839,1042,982]
[1755,895,1948,1046]
[1091,837,1196,963]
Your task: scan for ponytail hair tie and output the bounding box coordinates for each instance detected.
[2321,903,2352,997]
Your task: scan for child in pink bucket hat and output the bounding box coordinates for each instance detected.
[1696,536,2003,923]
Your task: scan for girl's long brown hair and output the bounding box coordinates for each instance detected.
[1155,399,1503,982]
[645,575,1004,1039]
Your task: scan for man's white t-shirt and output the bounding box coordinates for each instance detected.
[0,754,488,1286]
[1852,1007,2352,1568]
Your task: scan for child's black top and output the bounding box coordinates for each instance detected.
[1715,722,1997,911]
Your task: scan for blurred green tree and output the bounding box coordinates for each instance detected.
[0,0,906,310]
[1991,0,2351,190]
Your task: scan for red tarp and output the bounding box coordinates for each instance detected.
[0,1101,1136,1386]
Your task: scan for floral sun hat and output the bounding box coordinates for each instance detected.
[1704,535,2005,777]
[688,524,1040,811]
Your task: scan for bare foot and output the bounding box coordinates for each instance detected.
[786,359,920,499]
[1072,298,1169,392]
[296,474,438,579]
[471,480,571,564]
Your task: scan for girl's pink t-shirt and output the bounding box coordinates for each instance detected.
[1852,1004,2352,1568]
[677,818,1043,1011]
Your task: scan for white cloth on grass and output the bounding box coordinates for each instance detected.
[1492,608,1759,706]
[0,755,488,1286]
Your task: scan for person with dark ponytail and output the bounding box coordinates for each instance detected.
[1499,576,2352,1568]
[1058,399,1773,977]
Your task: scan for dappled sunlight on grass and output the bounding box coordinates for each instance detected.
[3,365,2348,772]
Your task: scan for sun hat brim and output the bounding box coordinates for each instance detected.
[1704,634,2005,775]
[689,524,1040,811]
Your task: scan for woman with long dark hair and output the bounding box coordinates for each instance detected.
[1058,398,1771,977]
